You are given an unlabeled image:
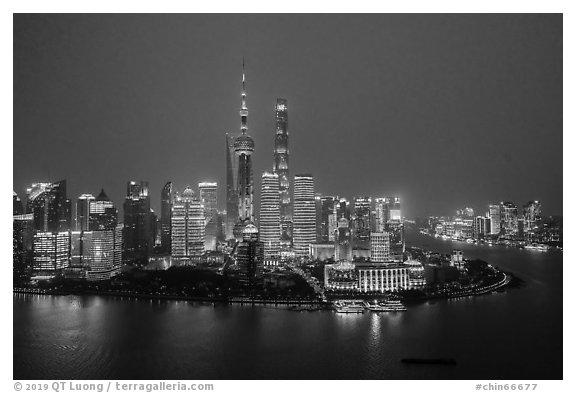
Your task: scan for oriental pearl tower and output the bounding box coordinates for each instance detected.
[232,59,256,241]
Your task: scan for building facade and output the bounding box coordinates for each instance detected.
[259,172,281,264]
[292,174,316,258]
[171,187,205,263]
[272,98,292,244]
[160,182,173,253]
[370,232,390,263]
[123,181,153,263]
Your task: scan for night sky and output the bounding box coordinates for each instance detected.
[13,14,563,218]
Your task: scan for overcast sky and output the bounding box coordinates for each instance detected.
[13,14,562,218]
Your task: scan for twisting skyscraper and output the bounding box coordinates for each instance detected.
[292,174,316,258]
[233,59,255,239]
[272,98,292,243]
[259,172,281,263]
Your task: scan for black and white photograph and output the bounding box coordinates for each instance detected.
[9,6,570,389]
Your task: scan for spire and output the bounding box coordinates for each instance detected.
[240,58,248,134]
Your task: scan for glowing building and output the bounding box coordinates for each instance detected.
[160,182,173,252]
[259,172,281,264]
[76,194,95,231]
[199,182,219,251]
[500,201,519,239]
[353,196,372,243]
[334,218,353,262]
[292,174,316,258]
[89,189,117,231]
[32,231,70,278]
[489,204,501,236]
[171,186,205,263]
[272,98,292,243]
[236,223,264,288]
[370,232,390,263]
[26,180,72,232]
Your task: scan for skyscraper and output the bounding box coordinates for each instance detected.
[316,196,337,243]
[32,231,70,278]
[13,191,23,215]
[334,217,353,262]
[272,98,292,243]
[233,60,255,238]
[26,181,72,233]
[199,182,218,251]
[171,186,205,263]
[523,200,542,233]
[292,174,316,258]
[370,232,390,263]
[259,172,281,263]
[89,189,118,231]
[160,182,173,253]
[500,201,519,239]
[489,204,501,236]
[76,194,95,231]
[236,223,264,288]
[123,181,153,263]
[353,196,372,243]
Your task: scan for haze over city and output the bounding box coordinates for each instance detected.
[13,14,562,218]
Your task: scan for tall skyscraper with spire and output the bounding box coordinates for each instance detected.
[272,98,292,245]
[232,59,255,239]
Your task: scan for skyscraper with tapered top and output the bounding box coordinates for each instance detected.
[273,98,292,244]
[232,59,255,240]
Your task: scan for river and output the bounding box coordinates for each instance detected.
[13,227,562,379]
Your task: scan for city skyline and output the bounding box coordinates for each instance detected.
[13,14,563,218]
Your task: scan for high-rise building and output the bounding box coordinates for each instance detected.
[233,60,255,239]
[272,98,292,243]
[225,133,239,239]
[199,182,219,251]
[370,232,390,263]
[89,189,117,231]
[26,181,72,232]
[473,216,491,239]
[32,231,70,278]
[259,172,281,263]
[13,191,23,215]
[316,195,337,243]
[374,198,387,233]
[489,204,501,236]
[292,174,316,258]
[236,223,264,288]
[68,225,122,281]
[160,182,173,253]
[523,200,542,233]
[500,201,519,239]
[76,194,95,231]
[199,182,218,224]
[334,218,353,262]
[171,186,205,263]
[353,196,372,243]
[123,181,153,263]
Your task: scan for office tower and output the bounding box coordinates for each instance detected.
[272,98,292,242]
[292,174,316,258]
[32,231,70,278]
[14,191,23,215]
[68,226,123,281]
[233,60,255,238]
[374,198,387,232]
[473,216,491,239]
[171,186,205,263]
[353,196,372,243]
[316,196,337,243]
[387,221,405,262]
[26,180,72,232]
[13,211,33,281]
[334,218,353,262]
[260,172,281,263]
[160,182,173,253]
[500,201,519,239]
[225,133,239,239]
[123,181,153,263]
[89,189,117,231]
[523,200,542,233]
[370,232,390,263]
[388,197,401,221]
[76,194,95,231]
[236,223,264,288]
[199,182,218,251]
[489,204,501,236]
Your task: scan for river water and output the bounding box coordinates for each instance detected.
[13,228,563,379]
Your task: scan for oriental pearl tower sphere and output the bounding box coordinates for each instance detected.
[233,59,255,241]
